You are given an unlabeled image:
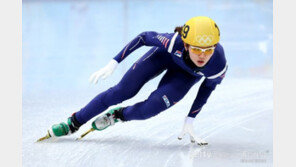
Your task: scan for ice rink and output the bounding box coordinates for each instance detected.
[22,0,273,166]
[23,78,272,167]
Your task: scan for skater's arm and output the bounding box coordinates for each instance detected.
[113,31,173,63]
[187,74,226,118]
[178,78,223,145]
[89,31,172,84]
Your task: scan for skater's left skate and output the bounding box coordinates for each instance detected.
[77,107,124,140]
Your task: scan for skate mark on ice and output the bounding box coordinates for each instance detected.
[199,108,270,140]
[238,126,255,132]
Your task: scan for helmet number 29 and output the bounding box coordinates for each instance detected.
[182,25,190,39]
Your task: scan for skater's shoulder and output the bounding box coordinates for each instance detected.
[165,32,184,53]
[210,43,226,66]
[139,31,175,39]
[202,43,227,78]
[215,43,226,58]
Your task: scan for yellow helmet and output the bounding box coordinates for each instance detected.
[181,16,220,47]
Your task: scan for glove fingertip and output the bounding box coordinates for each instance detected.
[101,76,107,80]
[89,79,95,84]
[93,78,98,84]
[89,75,94,82]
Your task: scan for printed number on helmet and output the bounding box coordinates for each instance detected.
[182,25,190,39]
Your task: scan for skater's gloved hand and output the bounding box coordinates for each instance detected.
[89,59,119,84]
[178,116,208,146]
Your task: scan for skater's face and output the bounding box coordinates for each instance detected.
[185,44,216,67]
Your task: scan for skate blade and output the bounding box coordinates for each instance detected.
[36,132,51,142]
[197,142,208,146]
[76,128,95,140]
[191,139,208,146]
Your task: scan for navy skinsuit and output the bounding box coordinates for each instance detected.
[75,31,227,124]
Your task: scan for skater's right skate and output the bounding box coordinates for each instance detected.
[37,113,82,142]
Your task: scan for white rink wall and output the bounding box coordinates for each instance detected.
[22,0,273,94]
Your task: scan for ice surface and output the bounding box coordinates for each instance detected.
[23,78,273,167]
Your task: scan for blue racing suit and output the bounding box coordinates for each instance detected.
[75,31,227,124]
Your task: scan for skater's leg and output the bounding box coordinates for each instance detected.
[122,69,202,121]
[75,47,168,124]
